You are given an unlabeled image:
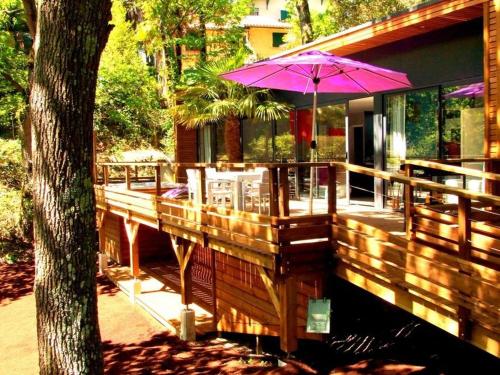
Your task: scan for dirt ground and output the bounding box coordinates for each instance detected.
[0,259,431,375]
[0,260,327,374]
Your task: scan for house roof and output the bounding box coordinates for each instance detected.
[240,15,291,29]
[272,0,485,58]
[206,15,291,31]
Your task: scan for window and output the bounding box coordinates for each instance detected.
[272,32,286,47]
[280,10,289,21]
[242,118,273,162]
[385,88,439,172]
[251,7,259,15]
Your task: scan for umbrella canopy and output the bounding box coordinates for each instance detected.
[220,50,411,94]
[444,82,484,99]
[221,50,412,213]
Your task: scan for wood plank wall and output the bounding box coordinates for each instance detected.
[101,213,174,265]
[485,0,500,193]
[175,125,198,182]
[215,252,323,340]
[101,213,122,263]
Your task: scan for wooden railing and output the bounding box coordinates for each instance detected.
[95,160,500,356]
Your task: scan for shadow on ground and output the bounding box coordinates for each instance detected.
[103,333,314,375]
[0,260,34,304]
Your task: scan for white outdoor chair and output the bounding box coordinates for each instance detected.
[205,168,234,207]
[245,169,270,214]
[186,169,199,201]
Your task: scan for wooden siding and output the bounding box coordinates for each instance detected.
[101,213,122,263]
[120,221,174,266]
[175,125,198,182]
[484,1,500,194]
[215,252,323,340]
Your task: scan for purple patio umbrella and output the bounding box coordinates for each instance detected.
[221,50,412,213]
[444,82,484,99]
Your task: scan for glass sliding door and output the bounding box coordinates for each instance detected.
[442,82,485,192]
[385,88,439,171]
[241,118,273,162]
[275,116,295,162]
[295,104,347,199]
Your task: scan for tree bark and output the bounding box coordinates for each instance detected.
[199,13,207,64]
[295,0,314,44]
[224,115,242,162]
[30,1,112,374]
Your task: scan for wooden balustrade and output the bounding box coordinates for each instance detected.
[95,160,500,356]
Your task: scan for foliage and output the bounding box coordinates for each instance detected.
[172,50,290,128]
[95,1,169,154]
[285,0,425,46]
[0,138,22,188]
[133,0,251,92]
[0,139,26,253]
[0,0,29,136]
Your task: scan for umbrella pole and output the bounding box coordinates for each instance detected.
[309,83,318,214]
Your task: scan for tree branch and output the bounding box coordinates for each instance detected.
[22,0,37,39]
[1,72,27,96]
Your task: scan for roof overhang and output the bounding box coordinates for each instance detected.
[274,0,485,58]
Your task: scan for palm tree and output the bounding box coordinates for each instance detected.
[171,52,290,162]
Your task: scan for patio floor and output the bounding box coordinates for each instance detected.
[105,265,214,336]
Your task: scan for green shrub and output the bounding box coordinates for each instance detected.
[0,138,23,189]
[0,188,21,241]
[0,138,31,261]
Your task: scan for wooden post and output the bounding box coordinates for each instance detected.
[198,168,206,204]
[97,210,107,274]
[327,165,337,215]
[404,164,415,240]
[211,248,217,331]
[124,220,140,278]
[458,196,472,260]
[124,220,141,300]
[103,165,109,186]
[92,130,97,184]
[125,166,131,190]
[278,167,290,217]
[279,276,297,353]
[172,238,195,306]
[269,168,279,216]
[457,196,472,340]
[155,165,161,196]
[181,256,193,306]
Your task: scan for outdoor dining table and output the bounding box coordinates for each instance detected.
[208,171,262,211]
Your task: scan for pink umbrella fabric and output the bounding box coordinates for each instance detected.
[444,82,484,99]
[220,50,411,94]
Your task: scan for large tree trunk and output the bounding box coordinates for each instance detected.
[224,115,242,162]
[295,0,314,44]
[30,2,112,374]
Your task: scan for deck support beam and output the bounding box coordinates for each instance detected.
[124,219,141,301]
[404,164,415,240]
[279,276,297,353]
[172,237,196,306]
[458,196,472,341]
[257,266,280,318]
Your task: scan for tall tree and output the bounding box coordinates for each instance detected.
[30,1,112,374]
[294,0,313,44]
[171,52,289,162]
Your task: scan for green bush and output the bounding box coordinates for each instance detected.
[0,138,31,261]
[0,138,23,189]
[0,188,21,240]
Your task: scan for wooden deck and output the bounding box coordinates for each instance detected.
[95,161,500,356]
